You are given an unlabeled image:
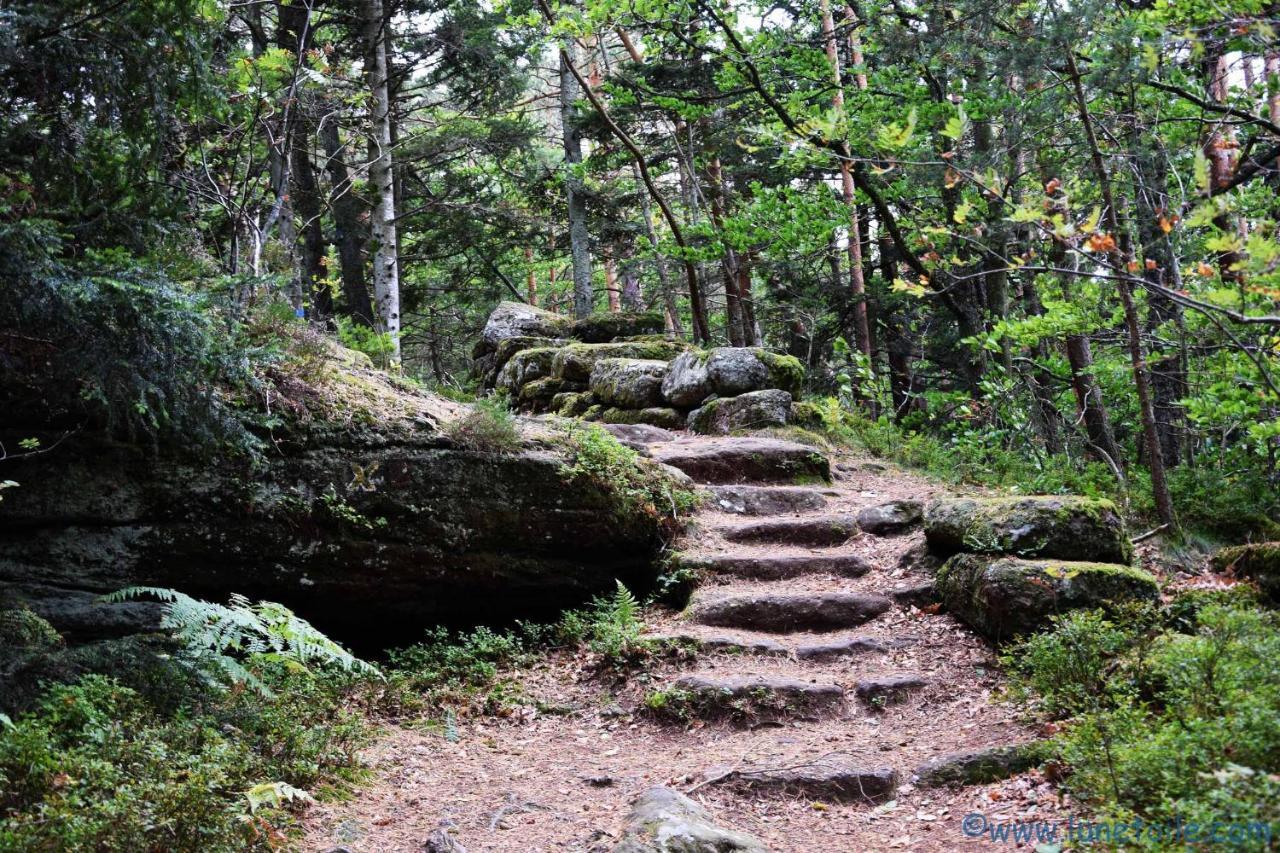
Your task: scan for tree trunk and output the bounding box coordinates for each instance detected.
[604,252,620,313]
[1069,55,1174,526]
[559,45,594,318]
[363,0,400,362]
[632,163,682,337]
[320,112,373,325]
[524,246,538,306]
[821,0,872,369]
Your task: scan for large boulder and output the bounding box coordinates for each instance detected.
[478,301,572,354]
[553,341,685,384]
[935,554,1159,640]
[590,358,669,409]
[1212,542,1280,604]
[687,390,791,435]
[496,346,560,392]
[661,348,804,408]
[612,787,766,853]
[484,336,567,388]
[924,495,1132,564]
[0,428,673,648]
[570,311,665,343]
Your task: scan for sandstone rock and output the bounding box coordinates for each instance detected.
[925,495,1132,563]
[589,358,670,409]
[706,485,828,516]
[692,592,891,633]
[717,763,897,805]
[914,743,1042,788]
[570,311,665,343]
[600,407,686,430]
[551,391,594,417]
[688,390,792,435]
[600,423,677,448]
[496,346,559,392]
[0,434,671,646]
[718,513,857,547]
[486,336,567,386]
[479,301,572,353]
[660,675,844,722]
[674,553,874,581]
[651,438,829,485]
[553,341,685,384]
[518,377,574,410]
[1212,542,1280,604]
[611,786,766,853]
[660,352,714,407]
[661,348,804,408]
[854,674,928,706]
[794,636,889,660]
[704,348,770,396]
[936,554,1160,640]
[857,500,923,534]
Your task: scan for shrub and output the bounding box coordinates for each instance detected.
[1004,602,1280,845]
[444,398,522,453]
[336,316,397,370]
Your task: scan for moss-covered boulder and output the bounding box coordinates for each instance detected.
[936,554,1159,640]
[661,348,805,408]
[496,346,559,392]
[925,495,1132,564]
[551,390,594,417]
[478,301,572,354]
[589,358,669,409]
[552,341,685,384]
[570,311,665,343]
[688,390,792,435]
[600,406,686,430]
[517,377,576,410]
[1212,542,1280,604]
[484,335,567,387]
[0,608,62,652]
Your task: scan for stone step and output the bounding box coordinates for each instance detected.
[599,422,677,450]
[854,674,929,707]
[856,500,923,535]
[677,552,876,581]
[710,761,899,805]
[645,631,790,657]
[651,438,830,485]
[650,674,845,723]
[691,592,892,633]
[794,635,890,661]
[718,514,858,547]
[913,743,1041,788]
[705,485,830,516]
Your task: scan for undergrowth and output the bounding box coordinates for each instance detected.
[1002,592,1280,848]
[444,397,521,453]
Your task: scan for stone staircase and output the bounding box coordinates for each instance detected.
[620,428,1036,829]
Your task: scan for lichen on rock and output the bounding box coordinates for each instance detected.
[925,495,1133,564]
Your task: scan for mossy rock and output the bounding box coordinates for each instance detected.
[914,743,1044,787]
[589,358,669,409]
[751,349,804,396]
[570,311,665,343]
[551,390,595,417]
[518,376,573,410]
[552,341,685,384]
[0,608,61,652]
[479,301,573,354]
[600,406,686,430]
[936,554,1159,640]
[688,390,791,435]
[581,403,605,421]
[790,400,828,430]
[1211,541,1280,605]
[925,495,1132,564]
[489,336,566,383]
[496,346,560,392]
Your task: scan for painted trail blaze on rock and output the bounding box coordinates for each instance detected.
[924,495,1133,564]
[936,554,1159,640]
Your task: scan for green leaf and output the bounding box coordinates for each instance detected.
[1194,150,1211,192]
[940,106,968,141]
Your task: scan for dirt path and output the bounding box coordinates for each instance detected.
[302,431,1067,851]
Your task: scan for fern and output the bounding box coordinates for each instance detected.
[102,587,380,695]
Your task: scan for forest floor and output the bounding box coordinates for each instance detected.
[302,431,1078,852]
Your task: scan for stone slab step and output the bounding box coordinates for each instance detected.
[645,631,790,657]
[854,674,929,707]
[718,514,858,546]
[691,592,892,633]
[794,635,890,660]
[651,438,830,485]
[913,743,1041,788]
[677,552,875,581]
[653,674,845,722]
[705,485,830,516]
[856,500,924,535]
[711,762,899,804]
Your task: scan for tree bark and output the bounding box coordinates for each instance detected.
[363,0,401,362]
[559,45,594,318]
[320,112,373,325]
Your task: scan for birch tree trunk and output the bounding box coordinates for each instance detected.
[363,0,400,363]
